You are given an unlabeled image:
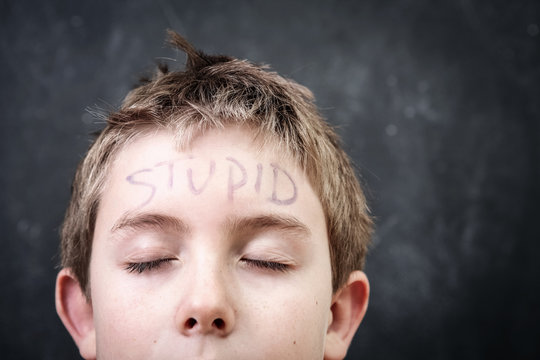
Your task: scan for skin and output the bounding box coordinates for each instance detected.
[92,127,333,359]
[56,126,370,360]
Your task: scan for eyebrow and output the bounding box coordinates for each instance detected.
[110,212,190,236]
[225,214,311,241]
[109,212,310,242]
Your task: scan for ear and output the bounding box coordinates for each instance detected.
[55,268,96,360]
[324,271,369,360]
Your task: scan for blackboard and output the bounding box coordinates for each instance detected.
[1,0,539,358]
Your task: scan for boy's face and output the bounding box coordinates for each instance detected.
[87,126,335,359]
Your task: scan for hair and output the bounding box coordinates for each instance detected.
[60,30,373,295]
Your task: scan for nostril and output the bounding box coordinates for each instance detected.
[186,318,197,329]
[213,318,225,330]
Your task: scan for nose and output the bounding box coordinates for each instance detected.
[176,264,236,337]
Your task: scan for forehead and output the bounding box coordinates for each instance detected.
[98,126,326,234]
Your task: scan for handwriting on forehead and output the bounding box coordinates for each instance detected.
[125,156,298,208]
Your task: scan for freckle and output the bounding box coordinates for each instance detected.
[153,340,157,344]
[316,301,318,305]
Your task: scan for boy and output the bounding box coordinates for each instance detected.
[55,30,372,359]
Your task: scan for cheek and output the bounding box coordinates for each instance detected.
[89,260,171,349]
[246,283,331,356]
[289,295,330,343]
[93,287,176,358]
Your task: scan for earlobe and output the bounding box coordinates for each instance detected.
[55,268,96,360]
[324,271,369,360]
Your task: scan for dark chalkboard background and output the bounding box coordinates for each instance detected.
[1,1,539,359]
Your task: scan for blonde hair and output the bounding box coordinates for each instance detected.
[61,30,372,294]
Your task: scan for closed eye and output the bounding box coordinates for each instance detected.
[241,258,290,272]
[125,258,176,274]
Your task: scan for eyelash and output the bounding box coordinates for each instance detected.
[125,258,290,274]
[242,258,290,272]
[125,258,175,274]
